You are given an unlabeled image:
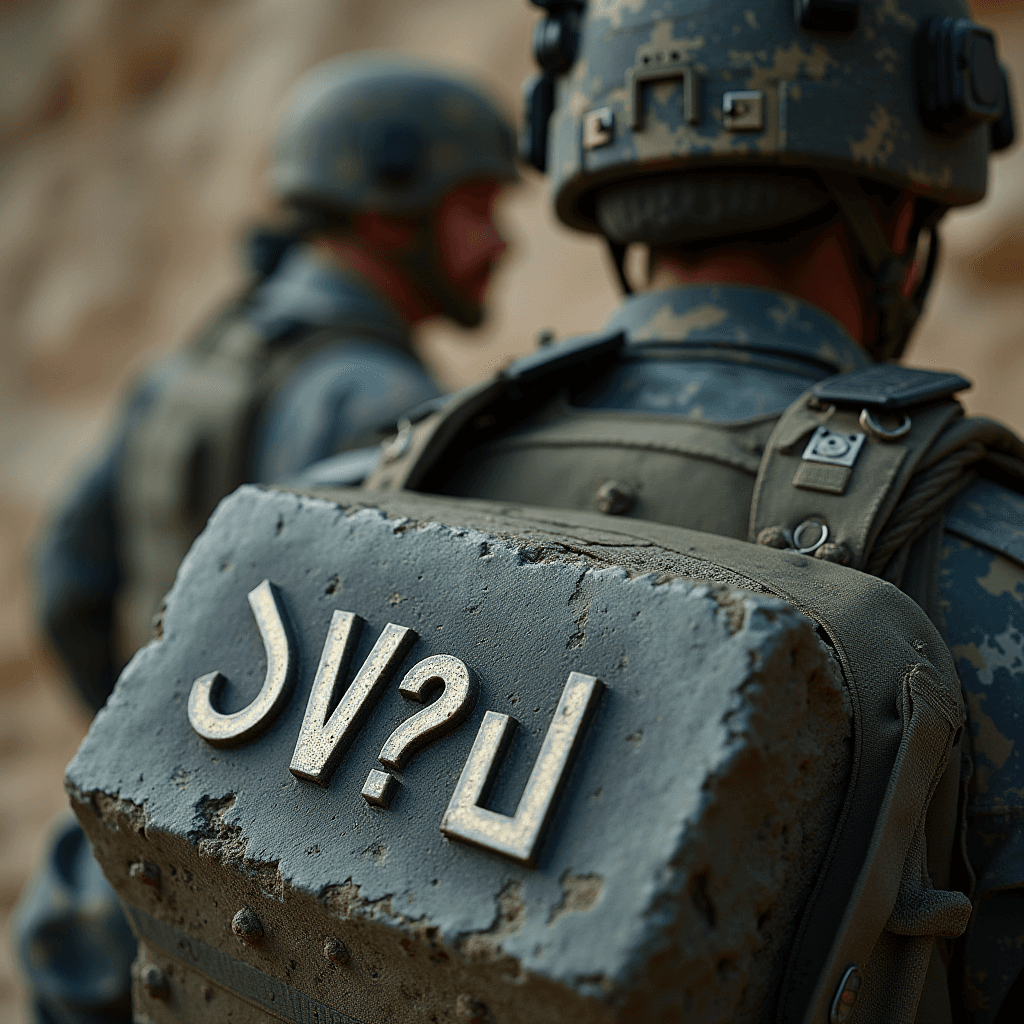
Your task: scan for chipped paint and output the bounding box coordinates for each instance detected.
[631,302,729,342]
[849,104,900,166]
[459,881,526,962]
[548,873,604,925]
[744,10,759,31]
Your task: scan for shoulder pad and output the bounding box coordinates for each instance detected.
[944,478,1024,569]
[811,365,971,410]
[502,331,624,384]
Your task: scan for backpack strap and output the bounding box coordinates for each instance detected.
[365,330,625,492]
[752,366,1024,1022]
[749,364,971,574]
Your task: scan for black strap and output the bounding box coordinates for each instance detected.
[606,238,633,295]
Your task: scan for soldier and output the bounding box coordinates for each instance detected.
[367,1,1022,1020]
[20,54,516,1024]
[36,52,517,715]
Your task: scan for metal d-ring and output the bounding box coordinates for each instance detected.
[859,407,911,441]
[793,520,829,555]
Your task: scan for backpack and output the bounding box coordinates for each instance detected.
[116,298,412,655]
[68,481,972,1024]
[360,336,1024,1021]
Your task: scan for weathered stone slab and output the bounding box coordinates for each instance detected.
[67,485,850,1024]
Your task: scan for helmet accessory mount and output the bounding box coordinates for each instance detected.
[525,0,1016,357]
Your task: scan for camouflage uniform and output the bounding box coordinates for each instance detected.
[387,283,1023,1020]
[22,54,515,1024]
[366,1,1022,1019]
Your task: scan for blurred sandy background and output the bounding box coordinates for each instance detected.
[0,0,1020,1017]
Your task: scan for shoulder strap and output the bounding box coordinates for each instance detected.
[944,476,1024,568]
[750,365,1024,1022]
[366,331,625,492]
[749,364,1024,584]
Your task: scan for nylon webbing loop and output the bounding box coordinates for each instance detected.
[804,665,970,1024]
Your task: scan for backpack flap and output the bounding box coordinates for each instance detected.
[66,489,968,1023]
[68,488,852,1024]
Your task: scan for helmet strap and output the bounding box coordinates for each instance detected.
[395,212,485,329]
[606,239,634,296]
[820,172,928,361]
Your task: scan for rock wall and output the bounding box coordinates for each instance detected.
[0,0,1021,1019]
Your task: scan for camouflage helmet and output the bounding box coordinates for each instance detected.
[522,0,1014,357]
[525,0,1012,232]
[272,53,518,220]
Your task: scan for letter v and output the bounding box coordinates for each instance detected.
[290,612,417,787]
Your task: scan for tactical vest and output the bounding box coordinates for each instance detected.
[117,300,413,656]
[365,330,1024,1022]
[367,330,1024,611]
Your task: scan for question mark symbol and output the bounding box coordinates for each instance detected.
[361,654,477,808]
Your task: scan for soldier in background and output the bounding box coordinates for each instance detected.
[35,52,516,716]
[370,1,1022,1019]
[18,54,516,1024]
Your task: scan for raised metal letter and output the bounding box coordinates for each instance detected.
[188,580,295,747]
[289,613,416,787]
[362,654,477,808]
[441,672,603,867]
[379,655,477,769]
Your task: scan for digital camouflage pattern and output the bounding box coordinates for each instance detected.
[549,0,993,232]
[396,281,1024,1021]
[941,480,1024,1022]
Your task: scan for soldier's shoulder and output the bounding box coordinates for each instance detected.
[944,477,1024,570]
[938,478,1024,823]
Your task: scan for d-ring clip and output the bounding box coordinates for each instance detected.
[859,408,911,441]
[793,521,829,555]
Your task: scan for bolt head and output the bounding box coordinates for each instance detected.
[128,861,161,887]
[231,907,264,946]
[324,936,350,965]
[595,480,636,516]
[140,963,168,1000]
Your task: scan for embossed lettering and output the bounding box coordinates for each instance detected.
[362,654,477,807]
[188,580,295,747]
[289,612,416,787]
[441,672,603,867]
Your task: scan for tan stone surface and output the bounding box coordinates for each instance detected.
[0,0,1021,1019]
